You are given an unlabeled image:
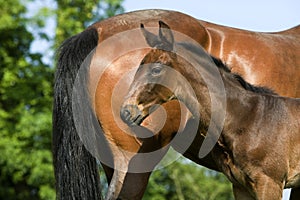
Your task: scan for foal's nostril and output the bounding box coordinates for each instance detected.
[120,104,141,125]
[120,106,131,123]
[123,109,130,118]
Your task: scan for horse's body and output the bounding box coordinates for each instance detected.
[200,21,300,98]
[121,21,300,199]
[53,9,300,199]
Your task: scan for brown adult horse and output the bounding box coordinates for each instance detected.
[120,21,300,200]
[53,9,300,199]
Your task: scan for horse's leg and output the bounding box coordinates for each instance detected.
[116,101,182,200]
[105,115,177,199]
[290,187,300,200]
[101,162,114,184]
[104,147,130,200]
[108,145,170,200]
[116,134,171,199]
[102,98,182,200]
[106,139,170,200]
[233,185,255,200]
[102,159,151,200]
[117,172,152,200]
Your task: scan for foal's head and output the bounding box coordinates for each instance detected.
[120,21,191,126]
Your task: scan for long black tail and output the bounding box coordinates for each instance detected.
[53,27,101,200]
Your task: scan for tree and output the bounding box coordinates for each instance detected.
[143,157,234,200]
[55,0,124,49]
[0,0,54,199]
[0,0,124,199]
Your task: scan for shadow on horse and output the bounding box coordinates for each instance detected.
[53,9,300,199]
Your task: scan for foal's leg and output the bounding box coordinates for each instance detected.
[233,185,255,200]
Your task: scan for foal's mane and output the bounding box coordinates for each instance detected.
[179,42,276,95]
[211,57,276,95]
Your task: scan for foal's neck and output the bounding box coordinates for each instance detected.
[182,61,268,131]
[220,70,285,136]
[175,47,274,132]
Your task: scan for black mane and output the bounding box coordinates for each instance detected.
[211,57,276,95]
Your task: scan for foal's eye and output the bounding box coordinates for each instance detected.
[151,66,162,76]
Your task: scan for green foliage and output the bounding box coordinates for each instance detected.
[144,157,234,200]
[0,0,124,199]
[0,0,54,199]
[55,0,124,49]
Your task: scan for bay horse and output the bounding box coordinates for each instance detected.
[120,21,300,200]
[53,9,300,199]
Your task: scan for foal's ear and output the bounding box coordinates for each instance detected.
[140,21,174,51]
[158,21,174,50]
[140,23,160,48]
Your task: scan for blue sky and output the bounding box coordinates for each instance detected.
[30,0,300,65]
[123,0,299,31]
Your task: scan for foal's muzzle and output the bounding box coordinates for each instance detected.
[120,104,145,126]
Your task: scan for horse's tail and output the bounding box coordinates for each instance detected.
[53,27,101,199]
